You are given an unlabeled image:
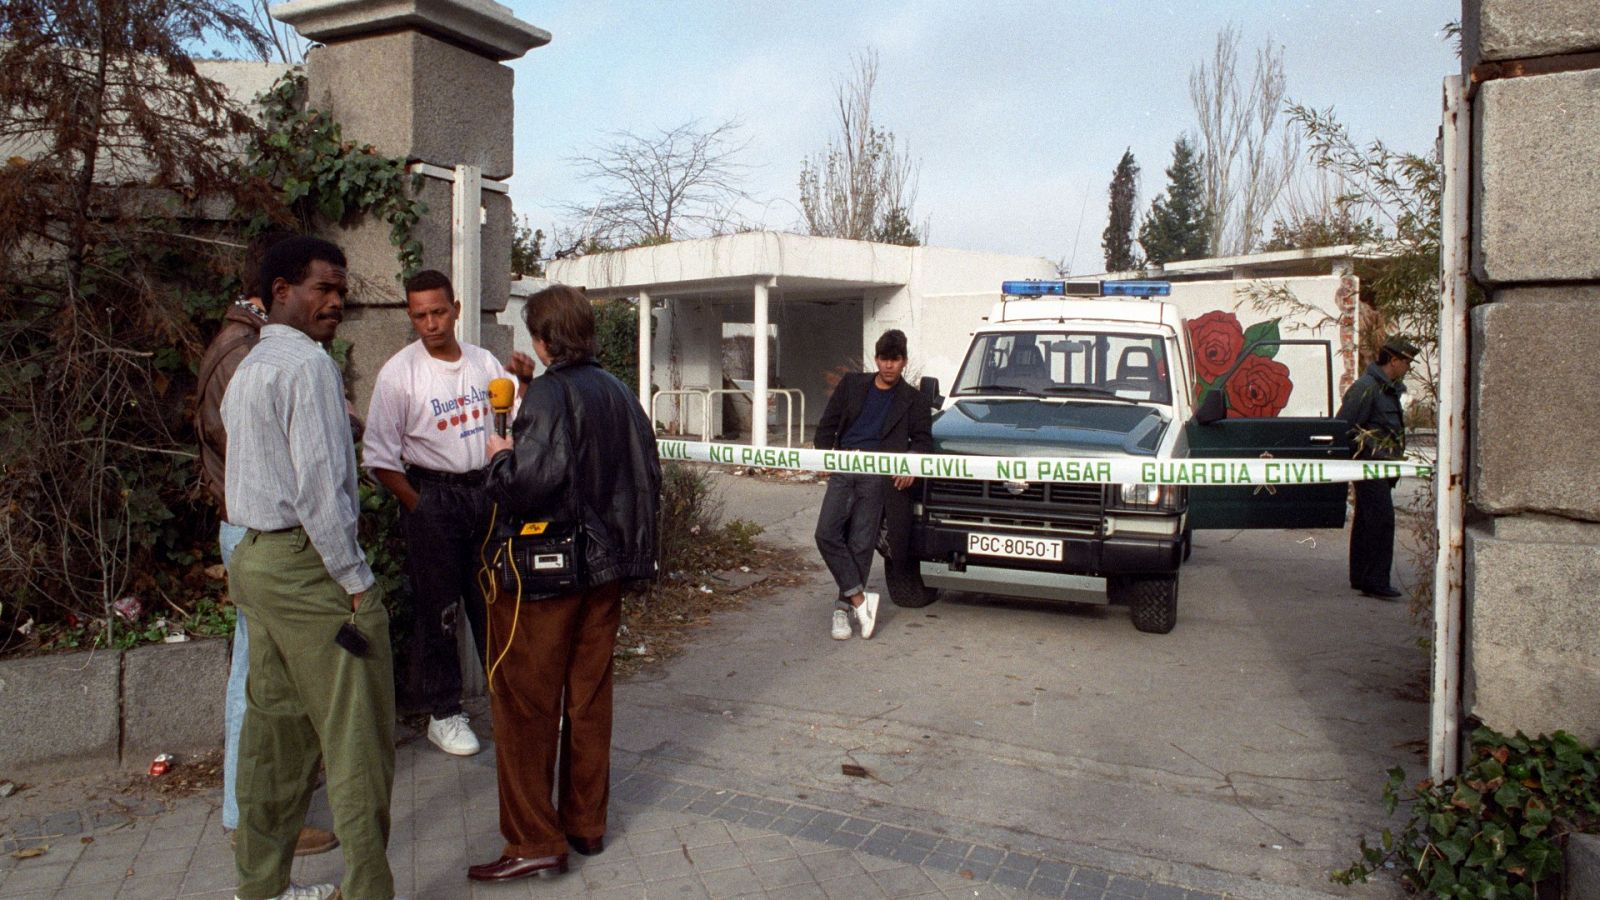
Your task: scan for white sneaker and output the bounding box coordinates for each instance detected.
[427,713,481,756]
[235,884,337,900]
[856,592,880,640]
[830,609,851,640]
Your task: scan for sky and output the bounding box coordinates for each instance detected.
[451,3,1458,274]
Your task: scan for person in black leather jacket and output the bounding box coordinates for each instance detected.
[469,284,661,884]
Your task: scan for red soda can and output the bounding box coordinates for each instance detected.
[148,753,174,776]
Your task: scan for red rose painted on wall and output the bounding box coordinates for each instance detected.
[1183,309,1295,417]
[1225,354,1294,418]
[1185,311,1245,382]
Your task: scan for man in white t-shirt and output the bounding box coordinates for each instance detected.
[364,269,535,756]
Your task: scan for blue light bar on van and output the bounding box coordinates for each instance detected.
[1101,280,1171,297]
[1000,280,1065,296]
[1001,279,1172,298]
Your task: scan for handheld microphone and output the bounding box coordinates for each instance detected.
[488,377,515,437]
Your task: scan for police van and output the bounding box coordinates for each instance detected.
[885,279,1352,633]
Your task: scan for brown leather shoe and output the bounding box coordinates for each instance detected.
[566,834,604,856]
[293,825,339,856]
[467,854,569,882]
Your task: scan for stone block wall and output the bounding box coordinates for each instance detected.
[302,26,525,405]
[1473,69,1600,283]
[1464,517,1600,740]
[0,651,122,773]
[1463,0,1600,68]
[0,640,229,777]
[305,31,514,179]
[122,640,230,766]
[1464,1,1600,744]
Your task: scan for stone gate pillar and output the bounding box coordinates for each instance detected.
[1462,3,1600,742]
[272,0,550,408]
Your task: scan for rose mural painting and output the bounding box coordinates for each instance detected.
[1185,310,1293,418]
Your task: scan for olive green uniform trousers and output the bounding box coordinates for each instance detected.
[230,528,395,900]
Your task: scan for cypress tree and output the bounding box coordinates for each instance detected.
[1138,136,1213,265]
[1101,148,1141,272]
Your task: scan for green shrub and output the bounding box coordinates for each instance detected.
[1335,727,1600,897]
[594,299,640,395]
[721,519,763,555]
[656,463,724,576]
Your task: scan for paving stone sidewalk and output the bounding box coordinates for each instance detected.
[0,733,1236,900]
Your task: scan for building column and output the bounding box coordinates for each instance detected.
[1462,1,1600,744]
[451,164,483,347]
[637,289,653,415]
[752,279,771,448]
[272,0,549,409]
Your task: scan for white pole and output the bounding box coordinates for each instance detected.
[637,289,652,415]
[451,165,482,347]
[752,279,771,449]
[1430,74,1470,783]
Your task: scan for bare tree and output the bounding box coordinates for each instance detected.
[1189,25,1298,255]
[564,119,749,249]
[798,49,924,245]
[0,0,267,637]
[1265,161,1384,252]
[250,0,309,63]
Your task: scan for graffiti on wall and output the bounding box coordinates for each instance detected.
[1185,311,1293,418]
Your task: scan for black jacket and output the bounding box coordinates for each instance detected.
[485,359,662,587]
[815,372,934,567]
[1336,362,1407,461]
[814,372,935,454]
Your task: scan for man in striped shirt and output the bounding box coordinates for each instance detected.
[222,236,394,900]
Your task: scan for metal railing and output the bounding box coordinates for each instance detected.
[651,389,710,439]
[652,387,806,447]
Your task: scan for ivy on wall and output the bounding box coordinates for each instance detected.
[244,72,426,279]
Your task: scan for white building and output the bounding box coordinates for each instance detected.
[527,233,1376,445]
[544,231,1058,446]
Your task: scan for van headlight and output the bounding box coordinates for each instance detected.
[1119,483,1163,507]
[1110,483,1185,511]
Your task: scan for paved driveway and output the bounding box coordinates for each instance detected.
[612,470,1423,897]
[0,469,1423,899]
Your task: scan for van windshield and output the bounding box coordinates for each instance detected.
[952,331,1172,404]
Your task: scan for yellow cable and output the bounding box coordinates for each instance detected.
[486,547,523,690]
[480,502,522,691]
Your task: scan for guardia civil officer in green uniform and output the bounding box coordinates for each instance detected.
[1336,337,1419,601]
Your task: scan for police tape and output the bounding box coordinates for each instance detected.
[656,439,1433,486]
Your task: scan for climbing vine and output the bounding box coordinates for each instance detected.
[244,72,426,279]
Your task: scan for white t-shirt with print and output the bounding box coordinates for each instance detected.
[362,340,518,475]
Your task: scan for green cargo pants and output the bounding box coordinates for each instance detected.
[230,527,395,900]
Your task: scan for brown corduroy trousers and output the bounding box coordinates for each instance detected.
[485,580,622,859]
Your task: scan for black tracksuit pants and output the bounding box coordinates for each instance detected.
[400,476,492,719]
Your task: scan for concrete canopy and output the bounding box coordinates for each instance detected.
[546,232,1059,447]
[549,231,915,302]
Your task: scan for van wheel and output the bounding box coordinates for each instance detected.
[1128,576,1178,634]
[886,557,939,608]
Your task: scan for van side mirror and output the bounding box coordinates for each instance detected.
[1195,389,1226,425]
[919,376,943,409]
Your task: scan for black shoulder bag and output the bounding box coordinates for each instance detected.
[485,373,589,600]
